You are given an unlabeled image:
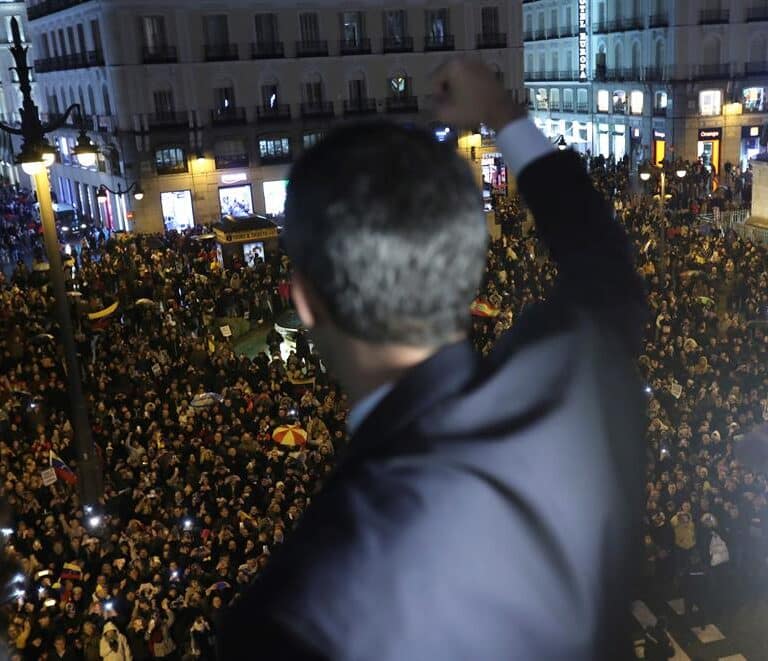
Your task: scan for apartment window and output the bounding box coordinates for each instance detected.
[153,90,175,116]
[612,90,627,114]
[41,34,50,58]
[699,89,722,116]
[630,90,643,115]
[564,6,572,31]
[255,14,279,44]
[426,9,449,39]
[389,74,409,97]
[742,87,766,113]
[597,89,610,112]
[142,16,168,51]
[67,27,76,54]
[303,77,324,104]
[214,87,235,112]
[563,88,574,108]
[549,88,560,110]
[155,147,187,174]
[261,84,279,108]
[204,15,229,45]
[550,9,558,34]
[259,137,291,159]
[341,11,364,43]
[525,14,533,36]
[348,78,366,101]
[91,20,102,54]
[535,88,548,110]
[303,132,325,149]
[76,24,86,53]
[577,88,588,106]
[214,139,249,169]
[299,13,320,42]
[551,52,559,73]
[654,91,668,109]
[481,6,500,35]
[384,10,407,42]
[57,29,65,54]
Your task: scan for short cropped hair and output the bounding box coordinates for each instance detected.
[284,121,488,347]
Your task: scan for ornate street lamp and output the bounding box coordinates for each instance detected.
[0,17,102,508]
[97,182,144,202]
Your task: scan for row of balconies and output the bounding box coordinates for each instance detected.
[526,64,768,83]
[141,34,502,64]
[27,0,88,20]
[142,97,420,130]
[34,50,104,72]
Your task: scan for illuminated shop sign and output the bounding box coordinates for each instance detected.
[698,128,722,140]
[578,0,588,81]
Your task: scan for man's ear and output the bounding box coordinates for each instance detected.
[291,271,324,330]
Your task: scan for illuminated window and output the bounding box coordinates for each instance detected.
[654,91,668,109]
[597,89,609,112]
[742,87,765,113]
[630,90,643,115]
[303,131,325,149]
[259,137,291,161]
[699,89,722,116]
[155,146,187,174]
[612,90,627,114]
[389,75,407,95]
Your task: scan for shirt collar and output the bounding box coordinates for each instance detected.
[346,382,394,436]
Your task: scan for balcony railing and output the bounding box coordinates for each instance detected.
[424,34,455,51]
[746,61,768,75]
[593,21,614,33]
[383,36,414,52]
[343,98,377,115]
[653,107,667,117]
[260,151,292,165]
[643,66,667,81]
[300,101,334,117]
[295,40,328,57]
[256,104,291,122]
[142,45,178,64]
[210,107,246,126]
[619,17,645,30]
[649,13,669,27]
[558,27,578,37]
[147,111,189,129]
[747,7,768,22]
[27,0,90,20]
[576,102,589,113]
[251,41,284,59]
[385,96,419,113]
[598,67,641,81]
[34,50,104,72]
[339,37,372,55]
[695,64,730,79]
[204,43,239,62]
[562,101,574,112]
[699,9,729,24]
[476,32,507,49]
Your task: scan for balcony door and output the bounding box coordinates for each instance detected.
[142,16,167,52]
[255,14,279,45]
[299,13,320,43]
[204,15,229,46]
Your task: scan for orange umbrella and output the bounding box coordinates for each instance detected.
[272,424,308,447]
[470,299,500,318]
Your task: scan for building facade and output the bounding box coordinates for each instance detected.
[524,0,768,175]
[24,0,522,233]
[0,0,31,184]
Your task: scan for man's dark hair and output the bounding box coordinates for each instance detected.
[284,121,487,346]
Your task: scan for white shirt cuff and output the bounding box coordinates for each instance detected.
[495,118,555,177]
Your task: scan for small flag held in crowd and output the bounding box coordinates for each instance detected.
[211,581,231,591]
[49,451,77,485]
[60,563,82,581]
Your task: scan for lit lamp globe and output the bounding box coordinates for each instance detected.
[133,185,144,201]
[676,168,687,179]
[41,145,56,169]
[96,186,108,204]
[639,164,652,182]
[20,158,45,176]
[74,130,97,168]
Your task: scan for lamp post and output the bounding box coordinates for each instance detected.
[0,18,102,508]
[640,161,687,281]
[97,183,143,231]
[553,134,568,151]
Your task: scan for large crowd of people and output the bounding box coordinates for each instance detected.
[0,149,764,658]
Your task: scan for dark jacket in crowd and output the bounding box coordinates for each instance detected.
[219,150,647,659]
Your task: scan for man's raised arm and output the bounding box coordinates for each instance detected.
[433,59,645,348]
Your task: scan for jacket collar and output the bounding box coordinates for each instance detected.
[336,338,479,471]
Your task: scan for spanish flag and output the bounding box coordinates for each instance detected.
[60,562,82,581]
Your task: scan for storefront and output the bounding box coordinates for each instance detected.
[741,125,763,171]
[161,190,195,231]
[652,129,666,167]
[613,125,626,161]
[218,184,254,217]
[698,127,722,174]
[263,180,288,217]
[214,215,280,269]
